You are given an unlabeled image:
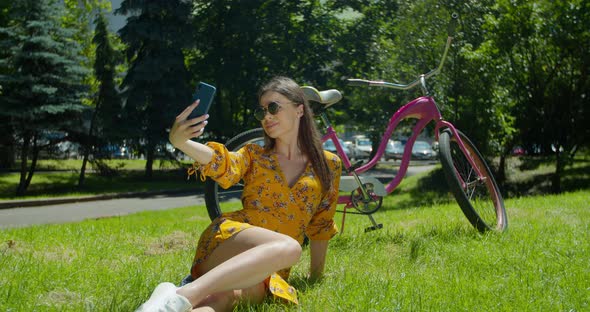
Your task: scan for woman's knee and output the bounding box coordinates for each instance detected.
[272,236,302,266]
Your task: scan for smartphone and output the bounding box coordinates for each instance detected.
[188,82,217,120]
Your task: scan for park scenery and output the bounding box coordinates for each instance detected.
[1,0,588,311]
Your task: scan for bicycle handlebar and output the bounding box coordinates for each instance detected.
[347,13,459,91]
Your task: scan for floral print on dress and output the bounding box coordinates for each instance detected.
[191,142,342,304]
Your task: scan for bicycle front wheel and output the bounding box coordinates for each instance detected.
[204,128,265,220]
[439,129,507,232]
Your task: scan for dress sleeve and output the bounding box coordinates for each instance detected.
[198,142,252,189]
[305,154,342,240]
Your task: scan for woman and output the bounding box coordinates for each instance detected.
[136,76,342,311]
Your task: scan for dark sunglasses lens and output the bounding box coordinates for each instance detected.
[268,102,280,114]
[254,108,265,121]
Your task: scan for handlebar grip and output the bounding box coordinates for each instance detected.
[448,12,459,37]
[347,79,370,87]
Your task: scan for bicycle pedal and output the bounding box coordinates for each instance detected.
[364,224,383,232]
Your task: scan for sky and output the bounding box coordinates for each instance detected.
[104,0,125,32]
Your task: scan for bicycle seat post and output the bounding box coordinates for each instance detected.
[318,111,331,129]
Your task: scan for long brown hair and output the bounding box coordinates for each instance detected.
[257,76,332,192]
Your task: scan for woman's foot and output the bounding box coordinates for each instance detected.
[135,282,192,312]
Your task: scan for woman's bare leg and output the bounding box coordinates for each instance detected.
[177,226,301,307]
[191,283,266,312]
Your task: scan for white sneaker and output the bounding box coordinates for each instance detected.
[135,282,192,312]
[163,292,192,312]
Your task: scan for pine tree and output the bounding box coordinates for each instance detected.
[78,12,121,187]
[0,0,14,169]
[116,0,193,178]
[0,0,88,195]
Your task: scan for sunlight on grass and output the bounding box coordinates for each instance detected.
[1,190,588,311]
[0,171,202,200]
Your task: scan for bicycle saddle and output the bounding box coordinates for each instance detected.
[301,86,342,108]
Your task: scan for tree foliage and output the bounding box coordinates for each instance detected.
[78,12,122,187]
[0,0,88,195]
[480,0,589,192]
[187,0,345,141]
[116,0,194,178]
[0,0,587,195]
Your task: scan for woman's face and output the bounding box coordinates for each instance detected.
[258,91,303,140]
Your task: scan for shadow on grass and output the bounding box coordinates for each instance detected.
[383,168,455,211]
[380,157,590,211]
[501,158,590,197]
[0,169,202,199]
[286,274,324,293]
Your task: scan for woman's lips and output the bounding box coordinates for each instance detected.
[265,122,278,130]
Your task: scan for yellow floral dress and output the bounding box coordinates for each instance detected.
[190,142,342,304]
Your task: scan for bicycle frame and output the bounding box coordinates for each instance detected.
[321,95,485,209]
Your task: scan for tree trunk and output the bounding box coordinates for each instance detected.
[79,103,100,187]
[551,149,564,194]
[16,134,31,196]
[24,137,40,192]
[145,144,154,179]
[79,151,89,187]
[497,154,507,186]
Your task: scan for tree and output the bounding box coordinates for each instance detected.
[116,0,193,178]
[187,0,345,141]
[0,0,15,169]
[78,12,122,187]
[0,0,88,195]
[483,0,589,192]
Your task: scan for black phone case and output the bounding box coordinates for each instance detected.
[189,82,216,119]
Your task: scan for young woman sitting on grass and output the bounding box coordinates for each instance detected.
[135,76,342,312]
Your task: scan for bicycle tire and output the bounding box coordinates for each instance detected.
[438,129,507,232]
[204,128,266,220]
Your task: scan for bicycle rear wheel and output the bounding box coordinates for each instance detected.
[439,129,507,232]
[204,128,265,220]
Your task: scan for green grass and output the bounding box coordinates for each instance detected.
[1,190,588,311]
[9,159,189,171]
[0,165,201,200]
[2,155,588,201]
[501,156,590,197]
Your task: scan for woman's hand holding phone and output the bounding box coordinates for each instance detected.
[169,81,217,165]
[169,100,209,148]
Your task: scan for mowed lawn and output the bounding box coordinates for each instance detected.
[1,190,588,311]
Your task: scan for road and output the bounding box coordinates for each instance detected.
[0,164,436,229]
[0,192,206,229]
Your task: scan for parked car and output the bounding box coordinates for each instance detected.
[511,146,526,156]
[54,141,81,159]
[411,140,437,160]
[385,140,404,161]
[322,139,352,159]
[350,136,372,159]
[97,144,132,159]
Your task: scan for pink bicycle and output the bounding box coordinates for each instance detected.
[204,15,507,233]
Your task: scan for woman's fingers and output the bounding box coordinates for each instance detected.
[185,114,209,126]
[187,120,208,137]
[176,100,200,121]
[170,101,209,145]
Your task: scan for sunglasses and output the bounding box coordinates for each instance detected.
[254,101,283,121]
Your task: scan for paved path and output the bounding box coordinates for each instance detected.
[0,164,436,229]
[0,192,205,229]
